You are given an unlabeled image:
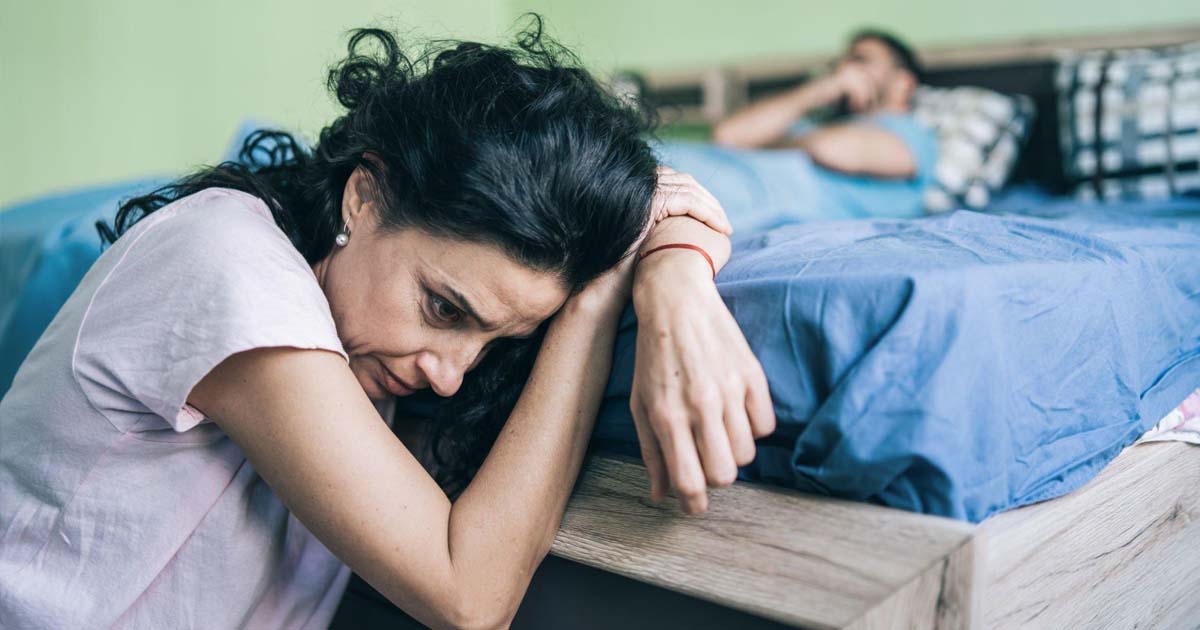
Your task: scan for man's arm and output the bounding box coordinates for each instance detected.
[711,64,876,149]
[785,122,917,178]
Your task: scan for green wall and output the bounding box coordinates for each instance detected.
[510,0,1200,71]
[0,0,503,208]
[4,0,1199,208]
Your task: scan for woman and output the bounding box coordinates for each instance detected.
[0,21,771,629]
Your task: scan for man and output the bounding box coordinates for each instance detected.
[659,29,937,229]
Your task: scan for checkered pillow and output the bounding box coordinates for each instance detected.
[913,86,1035,212]
[1057,42,1200,200]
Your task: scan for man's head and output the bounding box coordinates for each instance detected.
[838,29,922,112]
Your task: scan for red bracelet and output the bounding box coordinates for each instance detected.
[639,243,716,279]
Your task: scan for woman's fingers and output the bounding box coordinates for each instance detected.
[650,172,734,235]
[653,188,732,235]
[693,406,738,487]
[745,365,777,439]
[674,172,724,216]
[723,399,757,467]
[631,398,669,502]
[653,409,709,513]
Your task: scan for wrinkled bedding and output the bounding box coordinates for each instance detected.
[594,206,1200,522]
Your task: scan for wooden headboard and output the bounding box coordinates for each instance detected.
[629,26,1200,193]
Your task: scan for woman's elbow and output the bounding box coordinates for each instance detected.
[435,568,528,630]
[376,572,519,629]
[443,595,519,630]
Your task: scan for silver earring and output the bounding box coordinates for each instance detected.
[335,224,351,247]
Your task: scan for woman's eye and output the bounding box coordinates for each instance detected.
[430,293,462,323]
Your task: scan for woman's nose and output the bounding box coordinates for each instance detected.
[415,350,467,398]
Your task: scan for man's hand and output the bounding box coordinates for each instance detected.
[826,63,879,113]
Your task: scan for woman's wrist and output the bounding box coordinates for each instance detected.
[561,267,635,327]
[633,248,717,311]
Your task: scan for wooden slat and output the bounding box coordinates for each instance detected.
[551,456,977,629]
[637,25,1200,123]
[979,441,1200,629]
[640,25,1200,88]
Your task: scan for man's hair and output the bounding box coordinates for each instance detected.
[850,28,924,83]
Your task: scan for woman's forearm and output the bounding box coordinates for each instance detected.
[436,209,731,625]
[439,203,734,624]
[445,291,625,625]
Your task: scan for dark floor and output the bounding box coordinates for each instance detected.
[330,555,792,630]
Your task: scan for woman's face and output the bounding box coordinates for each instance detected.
[313,167,570,402]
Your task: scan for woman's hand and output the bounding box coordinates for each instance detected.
[631,256,774,513]
[650,166,734,236]
[629,171,775,514]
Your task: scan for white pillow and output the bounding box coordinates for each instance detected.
[913,86,1035,212]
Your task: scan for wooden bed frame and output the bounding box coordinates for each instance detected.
[535,441,1200,629]
[332,442,1199,629]
[330,26,1200,630]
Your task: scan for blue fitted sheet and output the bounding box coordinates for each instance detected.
[595,205,1200,522]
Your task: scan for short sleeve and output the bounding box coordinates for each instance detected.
[73,188,346,432]
[787,116,820,138]
[862,114,940,183]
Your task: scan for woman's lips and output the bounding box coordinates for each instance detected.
[379,364,416,396]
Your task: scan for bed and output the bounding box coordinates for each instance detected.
[501,26,1200,630]
[520,28,1200,630]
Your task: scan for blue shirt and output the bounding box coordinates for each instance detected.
[654,113,939,232]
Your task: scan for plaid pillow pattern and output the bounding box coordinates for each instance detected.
[1057,42,1200,200]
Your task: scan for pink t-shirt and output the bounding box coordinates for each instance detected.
[0,188,367,628]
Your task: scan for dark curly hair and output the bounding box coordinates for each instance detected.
[97,15,660,494]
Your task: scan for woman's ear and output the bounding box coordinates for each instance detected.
[342,154,385,230]
[341,167,368,230]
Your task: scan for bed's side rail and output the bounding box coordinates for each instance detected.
[550,455,981,629]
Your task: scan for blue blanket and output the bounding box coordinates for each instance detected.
[595,207,1200,522]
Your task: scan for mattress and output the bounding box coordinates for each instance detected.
[594,204,1200,522]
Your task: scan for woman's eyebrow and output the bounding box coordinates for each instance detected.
[441,284,499,330]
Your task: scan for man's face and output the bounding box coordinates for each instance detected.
[837,37,915,111]
[841,38,898,88]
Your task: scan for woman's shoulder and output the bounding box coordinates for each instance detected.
[136,187,296,255]
[111,187,315,289]
[73,187,344,432]
[110,186,327,313]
